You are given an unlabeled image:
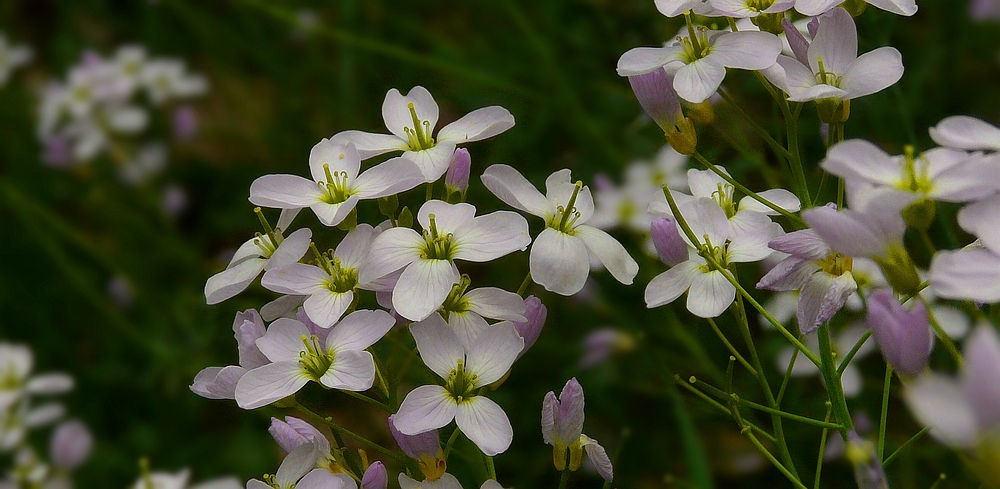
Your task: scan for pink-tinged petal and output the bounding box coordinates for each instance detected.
[772,56,817,97]
[249,175,324,208]
[309,139,362,182]
[929,248,1000,303]
[309,195,360,227]
[235,362,309,410]
[739,189,801,215]
[530,228,590,296]
[190,366,245,400]
[673,59,727,104]
[554,378,585,445]
[335,224,377,269]
[261,295,305,322]
[761,59,790,94]
[787,84,849,102]
[276,444,319,487]
[575,226,639,285]
[437,106,515,144]
[410,314,465,379]
[383,86,440,140]
[246,480,271,489]
[541,391,558,444]
[353,156,425,199]
[687,270,736,318]
[841,47,903,100]
[821,139,899,185]
[930,116,1000,151]
[455,396,513,456]
[544,170,594,221]
[808,8,857,76]
[654,0,709,16]
[297,469,353,489]
[581,435,614,481]
[687,168,728,199]
[320,350,375,391]
[395,385,458,435]
[257,318,310,362]
[802,206,888,258]
[304,290,353,329]
[453,211,531,262]
[794,0,842,15]
[645,261,701,308]
[768,229,831,260]
[269,416,329,456]
[709,0,759,17]
[466,322,524,386]
[866,0,917,15]
[783,19,810,65]
[931,155,999,203]
[268,228,313,269]
[798,272,857,334]
[326,309,395,352]
[683,197,732,246]
[727,221,783,263]
[405,142,457,182]
[261,263,328,295]
[616,46,685,76]
[957,194,1000,254]
[962,325,1000,431]
[393,259,460,321]
[204,258,266,305]
[709,31,782,70]
[328,130,408,159]
[757,257,820,292]
[464,288,527,321]
[226,236,267,268]
[903,375,978,447]
[359,227,424,284]
[448,311,491,350]
[481,164,557,218]
[418,200,478,234]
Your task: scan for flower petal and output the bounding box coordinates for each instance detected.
[249,175,324,208]
[797,272,856,334]
[268,228,313,269]
[481,164,557,218]
[466,322,523,387]
[617,46,686,76]
[575,226,639,285]
[841,47,904,100]
[529,228,590,296]
[309,139,362,182]
[410,314,465,379]
[261,264,328,295]
[673,59,726,104]
[204,258,266,305]
[709,31,782,70]
[353,156,425,199]
[464,287,527,321]
[929,248,1000,303]
[930,116,1000,151]
[383,86,439,139]
[645,261,700,308]
[309,195,360,227]
[448,311,491,350]
[808,7,857,76]
[456,396,513,456]
[393,259,460,322]
[903,374,978,447]
[359,227,424,284]
[325,309,395,352]
[256,318,310,362]
[395,385,458,435]
[405,142,457,182]
[437,106,515,144]
[303,290,353,329]
[320,350,375,391]
[686,270,736,318]
[235,362,309,410]
[328,130,409,159]
[452,211,531,262]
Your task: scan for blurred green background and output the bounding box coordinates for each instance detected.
[2,0,999,487]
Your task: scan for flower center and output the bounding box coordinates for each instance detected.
[895,146,934,195]
[698,234,730,270]
[421,214,456,260]
[253,207,283,257]
[711,182,737,218]
[816,253,853,276]
[261,473,294,489]
[403,102,436,151]
[311,243,359,293]
[746,0,775,11]
[0,365,21,391]
[440,275,473,318]
[298,335,334,381]
[319,158,354,205]
[445,360,479,402]
[814,57,842,87]
[679,15,713,63]
[547,181,585,234]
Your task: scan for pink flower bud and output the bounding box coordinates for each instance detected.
[388,414,440,459]
[50,420,92,470]
[444,148,471,194]
[172,105,198,142]
[268,416,329,456]
[628,69,681,133]
[650,217,688,266]
[514,296,546,358]
[867,290,933,377]
[361,461,388,489]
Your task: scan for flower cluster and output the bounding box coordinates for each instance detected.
[37,45,206,182]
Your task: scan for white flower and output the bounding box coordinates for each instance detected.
[131,468,242,489]
[360,200,530,321]
[436,276,527,349]
[393,316,523,456]
[0,32,32,87]
[795,0,916,16]
[590,145,690,236]
[481,165,639,296]
[930,116,1000,152]
[204,223,312,305]
[618,28,781,103]
[234,310,394,409]
[398,473,463,489]
[654,0,715,17]
[262,224,387,328]
[330,86,515,181]
[251,141,424,227]
[140,59,208,105]
[0,344,73,411]
[711,0,795,18]
[245,444,355,489]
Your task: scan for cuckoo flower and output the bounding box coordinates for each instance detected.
[654,0,714,16]
[513,295,547,358]
[436,276,527,348]
[360,200,530,321]
[711,0,795,18]
[234,310,394,410]
[617,28,781,103]
[250,141,424,227]
[929,246,1000,303]
[957,195,1000,256]
[931,116,1000,152]
[262,224,382,328]
[246,444,355,489]
[757,228,857,334]
[393,316,523,456]
[763,8,903,122]
[0,344,73,410]
[627,69,697,155]
[866,290,933,377]
[444,148,471,200]
[361,462,387,489]
[139,59,208,105]
[590,146,690,236]
[0,32,31,87]
[796,0,917,15]
[50,420,93,471]
[481,165,639,296]
[388,414,447,481]
[646,197,783,318]
[190,309,269,401]
[330,86,515,181]
[651,217,690,266]
[542,378,613,481]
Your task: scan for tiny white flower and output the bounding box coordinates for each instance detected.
[437,275,527,349]
[204,223,312,305]
[140,59,208,105]
[0,343,73,411]
[0,32,32,87]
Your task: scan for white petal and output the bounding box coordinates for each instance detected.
[399,473,463,489]
[797,272,856,334]
[456,396,513,456]
[616,46,685,76]
[929,248,1000,303]
[481,164,557,218]
[645,261,700,308]
[383,86,439,139]
[529,228,590,296]
[328,130,408,159]
[841,47,904,99]
[866,0,917,15]
[709,31,782,70]
[353,156,425,199]
[821,139,899,185]
[545,170,594,223]
[309,196,360,227]
[204,258,266,305]
[808,8,857,76]
[309,139,361,182]
[249,175,324,208]
[738,189,801,215]
[261,264,328,295]
[235,362,309,410]
[930,116,1000,151]
[957,194,1000,254]
[394,385,458,435]
[25,374,73,395]
[686,270,736,318]
[466,323,524,386]
[464,288,527,321]
[256,318,310,362]
[727,222,784,263]
[581,435,614,481]
[453,211,531,262]
[405,142,457,182]
[303,290,353,328]
[448,311,491,351]
[410,314,465,378]
[297,469,352,489]
[190,366,245,400]
[417,200,478,234]
[794,0,841,15]
[325,309,395,352]
[268,228,313,269]
[276,444,319,487]
[359,227,423,284]
[437,106,515,144]
[335,224,377,269]
[575,226,639,285]
[393,259,460,321]
[673,59,726,104]
[320,350,375,391]
[541,391,558,444]
[903,374,978,447]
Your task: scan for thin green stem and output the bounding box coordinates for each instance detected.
[294,401,406,462]
[878,365,892,459]
[882,427,930,467]
[921,296,964,366]
[744,430,809,489]
[693,379,842,430]
[443,427,462,460]
[782,98,811,206]
[484,454,496,480]
[706,318,756,375]
[340,390,391,413]
[676,376,776,443]
[557,469,570,489]
[776,346,800,405]
[919,229,937,255]
[693,152,807,228]
[717,90,793,160]
[838,330,872,375]
[813,404,833,489]
[817,323,853,440]
[516,273,532,297]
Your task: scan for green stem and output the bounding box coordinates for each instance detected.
[516,272,533,297]
[443,427,462,460]
[706,318,756,375]
[693,152,807,228]
[693,378,842,430]
[557,470,570,489]
[817,323,853,440]
[340,390,391,413]
[921,297,964,366]
[813,403,833,489]
[717,90,793,161]
[744,430,809,489]
[878,365,892,459]
[837,330,872,375]
[781,98,811,206]
[484,453,497,480]
[293,401,406,462]
[676,377,776,443]
[776,346,800,405]
[882,427,930,467]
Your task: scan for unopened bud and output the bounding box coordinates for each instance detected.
[514,296,547,359]
[50,420,93,470]
[269,416,330,456]
[902,197,936,232]
[378,195,399,218]
[867,290,932,377]
[665,115,698,156]
[817,98,851,124]
[397,206,414,228]
[751,12,784,34]
[650,217,688,266]
[361,461,388,489]
[876,244,921,296]
[444,148,471,198]
[388,414,446,481]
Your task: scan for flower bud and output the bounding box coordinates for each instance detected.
[867,290,932,377]
[751,12,784,34]
[875,244,921,296]
[514,296,546,358]
[628,69,697,155]
[444,148,471,197]
[377,195,399,218]
[269,416,330,456]
[902,197,936,232]
[50,420,93,470]
[650,217,688,266]
[388,414,446,481]
[817,98,851,124]
[361,461,388,489]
